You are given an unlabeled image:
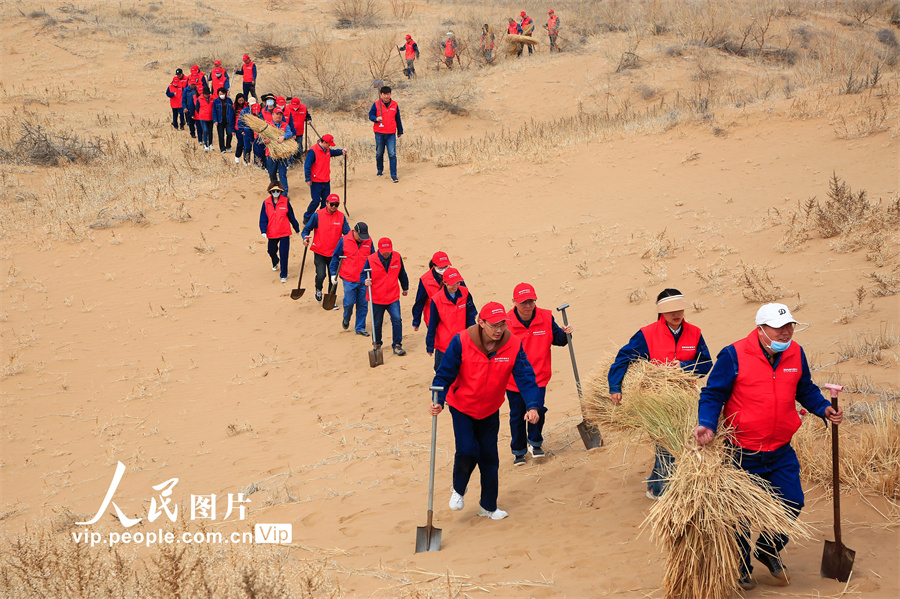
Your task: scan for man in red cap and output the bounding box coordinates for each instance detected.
[302,193,350,302]
[544,9,561,52]
[505,283,573,465]
[303,133,347,225]
[329,222,374,335]
[235,54,257,100]
[411,251,459,331]
[362,238,409,355]
[430,302,543,520]
[284,97,311,159]
[398,34,419,78]
[519,11,535,55]
[426,267,476,372]
[209,60,230,95]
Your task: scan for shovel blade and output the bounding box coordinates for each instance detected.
[577,421,603,449]
[415,525,441,553]
[821,540,855,582]
[368,349,384,368]
[290,288,305,300]
[322,292,336,311]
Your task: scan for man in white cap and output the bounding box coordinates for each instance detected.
[443,32,457,69]
[693,303,844,591]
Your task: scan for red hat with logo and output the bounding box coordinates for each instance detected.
[442,268,463,286]
[520,11,527,17]
[273,109,284,116]
[378,237,393,253]
[405,34,412,39]
[513,282,537,302]
[214,60,221,66]
[290,97,301,107]
[548,9,554,14]
[190,65,199,73]
[326,193,340,205]
[431,251,451,268]
[243,54,250,60]
[479,302,509,324]
[275,96,286,106]
[321,134,335,145]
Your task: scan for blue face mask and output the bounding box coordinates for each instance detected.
[760,327,791,352]
[266,100,275,107]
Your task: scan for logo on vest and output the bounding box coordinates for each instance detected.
[782,368,798,373]
[681,345,696,350]
[533,330,547,335]
[493,357,510,362]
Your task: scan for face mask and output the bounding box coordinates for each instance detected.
[218,94,225,99]
[435,266,448,275]
[760,327,790,352]
[266,100,274,107]
[271,191,281,198]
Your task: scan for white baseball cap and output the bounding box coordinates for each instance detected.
[755,303,799,328]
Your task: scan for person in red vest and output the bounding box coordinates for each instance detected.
[507,17,521,35]
[329,222,374,335]
[209,60,230,95]
[258,180,300,283]
[519,11,535,55]
[411,251,457,331]
[303,133,347,224]
[235,54,257,100]
[481,24,496,63]
[368,86,404,183]
[165,68,187,130]
[194,85,215,151]
[426,268,476,372]
[284,97,311,159]
[187,65,207,97]
[398,34,419,78]
[607,288,712,499]
[361,238,410,356]
[430,302,543,521]
[505,283,573,466]
[263,109,294,194]
[544,9,561,52]
[694,303,843,591]
[443,32,457,69]
[301,193,349,302]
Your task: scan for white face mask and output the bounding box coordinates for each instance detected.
[218,94,225,99]
[271,191,281,198]
[435,266,448,274]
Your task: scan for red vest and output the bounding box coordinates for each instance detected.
[547,15,559,33]
[263,195,293,239]
[285,103,307,133]
[310,143,332,182]
[264,121,288,157]
[168,81,184,108]
[404,40,416,59]
[444,39,456,57]
[724,330,804,452]
[433,286,469,353]
[508,23,518,34]
[482,33,495,50]
[368,252,402,305]
[339,232,372,282]
[210,67,228,93]
[261,108,274,125]
[447,327,522,419]
[521,17,534,34]
[241,61,255,82]
[641,317,702,365]
[187,72,204,91]
[373,99,399,134]
[419,269,442,327]
[234,103,245,130]
[310,208,345,257]
[196,95,213,120]
[506,307,553,391]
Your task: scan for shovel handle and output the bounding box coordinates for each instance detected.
[556,304,583,402]
[827,385,843,546]
[427,387,443,514]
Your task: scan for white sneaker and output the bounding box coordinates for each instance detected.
[647,490,661,500]
[234,156,240,164]
[478,507,508,520]
[280,277,287,283]
[449,490,464,511]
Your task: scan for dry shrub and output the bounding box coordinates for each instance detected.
[836,326,900,366]
[251,28,296,61]
[387,0,415,19]
[641,229,678,260]
[868,263,900,296]
[419,71,477,115]
[0,119,103,166]
[332,0,378,29]
[734,262,791,302]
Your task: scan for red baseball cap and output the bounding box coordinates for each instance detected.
[548,9,554,14]
[290,97,301,107]
[214,60,221,66]
[243,54,250,60]
[273,109,283,115]
[378,237,393,253]
[513,282,537,302]
[480,301,509,324]
[520,11,527,16]
[443,268,463,286]
[275,96,285,105]
[432,251,451,268]
[321,134,335,145]
[405,34,412,39]
[326,193,340,205]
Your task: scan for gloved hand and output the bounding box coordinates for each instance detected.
[261,233,267,238]
[330,275,338,285]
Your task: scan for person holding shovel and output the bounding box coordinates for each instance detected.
[361,238,410,356]
[693,303,844,591]
[426,268,476,372]
[368,86,404,183]
[443,32,458,69]
[329,222,374,336]
[301,193,349,302]
[544,9,561,52]
[235,54,257,100]
[264,109,294,194]
[505,283,572,466]
[411,251,457,331]
[259,180,300,283]
[607,288,712,499]
[430,302,543,521]
[303,133,347,225]
[399,34,419,78]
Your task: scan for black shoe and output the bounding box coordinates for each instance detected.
[376,172,383,177]
[392,177,399,183]
[374,343,383,350]
[341,319,350,330]
[356,330,370,337]
[738,572,756,591]
[529,446,545,459]
[180,126,185,130]
[393,345,406,356]
[513,455,526,466]
[754,549,788,585]
[315,289,322,302]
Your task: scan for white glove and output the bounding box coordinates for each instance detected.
[261,233,267,238]
[330,275,338,285]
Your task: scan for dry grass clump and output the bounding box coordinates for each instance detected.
[734,262,791,302]
[419,72,478,116]
[836,325,900,366]
[0,119,103,166]
[333,0,379,29]
[239,114,298,160]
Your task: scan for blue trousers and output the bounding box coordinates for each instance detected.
[372,300,402,347]
[267,236,290,279]
[242,82,256,100]
[648,445,676,496]
[253,140,267,168]
[449,406,500,512]
[236,131,252,162]
[374,132,397,179]
[506,388,547,456]
[304,181,330,222]
[342,279,368,333]
[198,120,213,146]
[732,442,804,575]
[266,157,289,194]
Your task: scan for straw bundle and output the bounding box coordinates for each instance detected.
[239,114,298,160]
[503,34,540,56]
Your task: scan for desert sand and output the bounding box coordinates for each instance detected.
[1,0,899,597]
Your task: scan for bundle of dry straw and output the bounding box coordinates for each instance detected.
[584,358,814,599]
[239,114,298,160]
[503,34,540,56]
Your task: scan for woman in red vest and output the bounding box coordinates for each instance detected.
[430,302,543,520]
[368,85,404,182]
[258,181,300,283]
[411,251,454,331]
[425,268,476,372]
[607,288,712,499]
[301,193,349,302]
[209,60,230,95]
[361,238,409,355]
[481,24,495,63]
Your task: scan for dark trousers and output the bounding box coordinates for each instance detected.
[198,120,213,146]
[313,252,330,291]
[374,132,397,179]
[234,131,247,160]
[185,113,196,137]
[267,158,289,194]
[648,445,676,496]
[405,58,416,77]
[171,107,184,129]
[549,32,559,51]
[292,134,305,161]
[732,443,804,575]
[242,82,256,100]
[216,123,232,152]
[506,388,547,456]
[304,181,330,222]
[433,349,444,373]
[267,236,290,279]
[253,139,267,167]
[372,300,402,347]
[449,406,500,512]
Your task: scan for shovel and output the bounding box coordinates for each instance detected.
[343,153,350,217]
[396,46,409,78]
[556,303,603,449]
[289,244,309,300]
[821,383,855,582]
[322,256,344,311]
[416,386,444,553]
[365,269,384,367]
